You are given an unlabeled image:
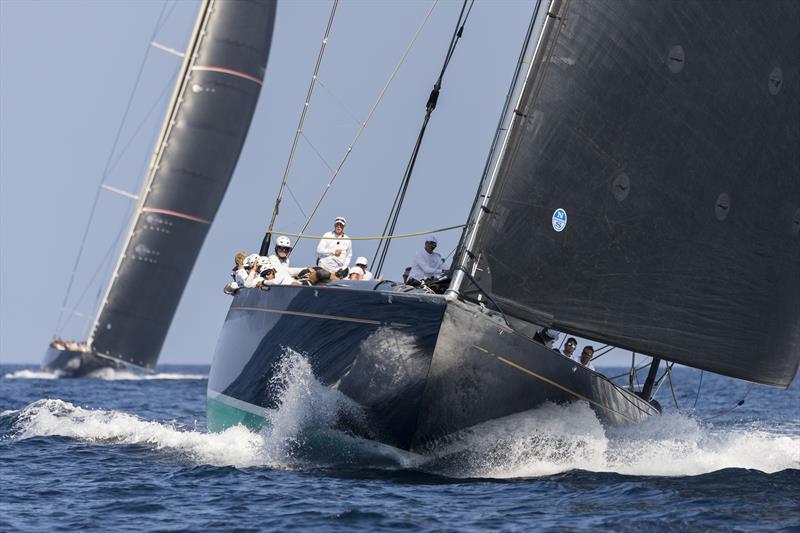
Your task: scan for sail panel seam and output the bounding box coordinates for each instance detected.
[191,65,264,85]
[141,206,212,224]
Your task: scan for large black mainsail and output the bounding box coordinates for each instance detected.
[89,0,277,369]
[451,0,800,387]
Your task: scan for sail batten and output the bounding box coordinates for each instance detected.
[456,0,800,387]
[90,0,277,369]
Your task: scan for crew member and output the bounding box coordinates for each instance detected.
[316,216,352,273]
[533,328,561,350]
[579,345,596,371]
[354,257,373,280]
[562,337,577,360]
[408,236,444,283]
[231,251,246,281]
[269,235,303,283]
[348,266,365,280]
[402,266,411,284]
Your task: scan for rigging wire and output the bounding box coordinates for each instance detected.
[667,363,680,412]
[702,383,754,422]
[451,266,510,327]
[373,0,476,277]
[294,0,439,242]
[54,0,172,337]
[261,0,339,256]
[107,73,178,176]
[693,369,704,409]
[60,47,178,333]
[316,78,362,127]
[265,223,465,241]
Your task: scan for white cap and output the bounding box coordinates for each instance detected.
[425,235,438,244]
[355,256,368,267]
[350,266,365,276]
[276,235,292,248]
[334,216,347,226]
[544,328,561,340]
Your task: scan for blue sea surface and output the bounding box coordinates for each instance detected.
[1,363,798,532]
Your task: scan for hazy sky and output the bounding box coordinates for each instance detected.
[1,0,634,366]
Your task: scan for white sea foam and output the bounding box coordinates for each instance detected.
[424,401,800,478]
[85,368,207,381]
[3,369,62,380]
[9,399,269,468]
[2,368,206,380]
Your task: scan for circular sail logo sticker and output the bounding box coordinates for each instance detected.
[552,208,567,232]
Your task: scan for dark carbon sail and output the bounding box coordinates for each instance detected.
[453,0,800,387]
[90,0,277,369]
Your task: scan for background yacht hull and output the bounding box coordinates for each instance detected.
[42,347,121,378]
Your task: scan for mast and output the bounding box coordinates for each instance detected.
[448,0,558,298]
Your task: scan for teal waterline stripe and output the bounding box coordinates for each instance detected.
[206,390,270,432]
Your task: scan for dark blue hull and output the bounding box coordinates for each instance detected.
[208,283,656,451]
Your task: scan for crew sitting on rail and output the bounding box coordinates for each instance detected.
[244,257,292,288]
[269,235,304,281]
[407,236,444,285]
[562,337,577,360]
[402,266,411,284]
[578,345,596,371]
[354,256,373,281]
[533,328,561,350]
[224,253,257,294]
[296,265,348,285]
[317,216,352,273]
[231,251,246,281]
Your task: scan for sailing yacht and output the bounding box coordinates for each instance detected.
[44,0,277,377]
[207,0,799,451]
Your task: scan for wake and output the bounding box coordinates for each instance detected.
[3,351,798,477]
[3,368,206,381]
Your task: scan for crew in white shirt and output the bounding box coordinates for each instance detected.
[268,235,303,284]
[316,216,352,273]
[237,254,260,285]
[354,256,373,280]
[408,236,444,282]
[578,345,596,371]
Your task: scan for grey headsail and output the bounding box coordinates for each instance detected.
[90,0,277,369]
[452,0,800,387]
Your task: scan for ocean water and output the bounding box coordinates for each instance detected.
[1,362,798,532]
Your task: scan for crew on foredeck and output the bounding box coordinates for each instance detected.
[317,216,352,273]
[224,219,449,291]
[354,257,373,280]
[269,235,303,283]
[408,236,444,284]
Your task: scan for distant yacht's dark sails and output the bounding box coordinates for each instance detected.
[91,0,277,369]
[460,1,800,386]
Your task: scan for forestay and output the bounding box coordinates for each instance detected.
[91,0,277,369]
[455,0,800,387]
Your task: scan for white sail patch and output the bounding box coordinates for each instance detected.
[551,208,567,232]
